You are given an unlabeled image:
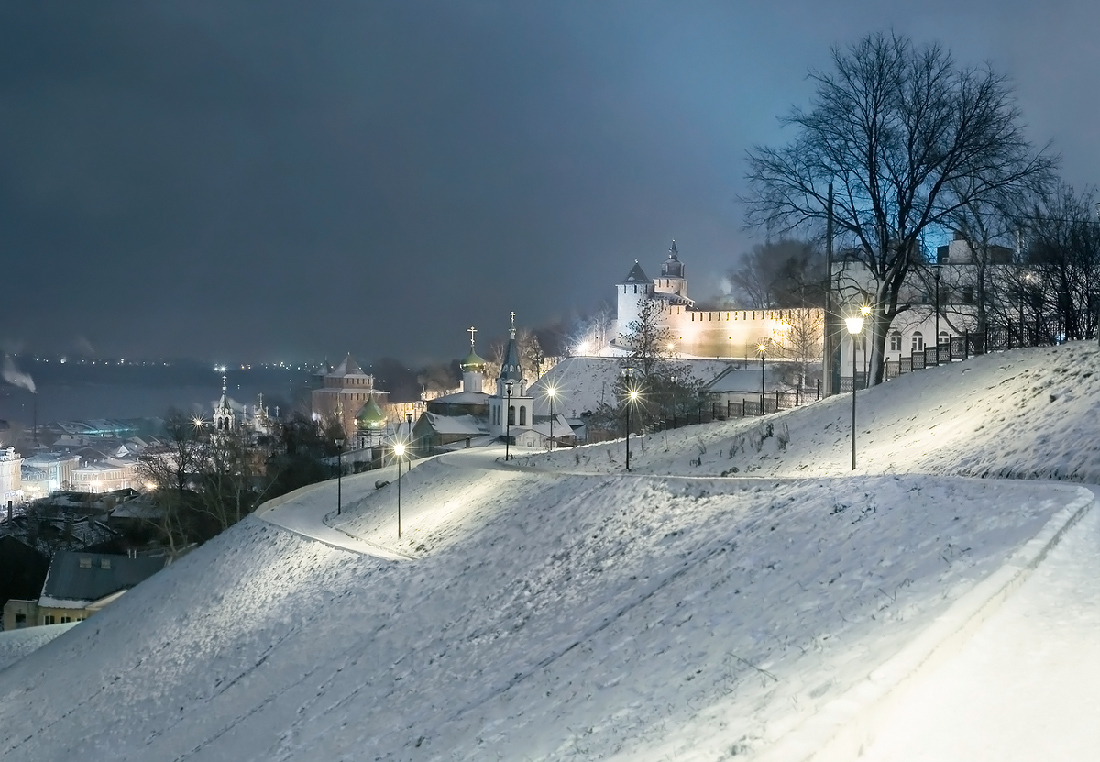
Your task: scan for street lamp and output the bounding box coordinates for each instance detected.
[546,385,557,451]
[845,312,866,470]
[406,412,413,453]
[757,342,767,414]
[505,379,514,461]
[335,437,345,515]
[622,367,639,471]
[393,441,406,538]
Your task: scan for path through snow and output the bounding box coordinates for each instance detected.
[857,488,1100,761]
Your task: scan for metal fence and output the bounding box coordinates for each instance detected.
[879,318,1064,382]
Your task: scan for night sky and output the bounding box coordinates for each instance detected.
[2,1,1096,364]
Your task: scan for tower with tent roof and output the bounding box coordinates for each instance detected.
[213,376,235,433]
[488,313,532,439]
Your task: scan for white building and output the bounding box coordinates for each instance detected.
[612,241,823,361]
[0,447,22,507]
[488,315,534,441]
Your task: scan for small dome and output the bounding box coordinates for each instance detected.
[460,349,486,370]
[355,399,387,428]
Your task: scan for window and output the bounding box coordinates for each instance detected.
[912,332,924,352]
[61,616,72,624]
[633,285,637,294]
[520,406,526,426]
[44,615,55,625]
[101,558,111,570]
[890,331,902,351]
[961,286,974,304]
[15,613,26,628]
[79,557,92,569]
[939,331,950,347]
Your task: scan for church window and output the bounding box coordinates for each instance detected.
[633,285,637,294]
[890,331,902,351]
[508,406,515,425]
[520,406,527,425]
[742,312,747,320]
[912,332,924,352]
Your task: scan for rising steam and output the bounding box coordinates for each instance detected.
[2,355,36,393]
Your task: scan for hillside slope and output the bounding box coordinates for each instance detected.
[524,341,1100,481]
[0,344,1095,761]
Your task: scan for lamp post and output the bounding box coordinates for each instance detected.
[505,379,514,461]
[845,313,866,470]
[546,386,557,451]
[757,342,767,414]
[394,441,405,538]
[335,437,344,515]
[934,261,942,363]
[622,366,636,471]
[406,412,413,453]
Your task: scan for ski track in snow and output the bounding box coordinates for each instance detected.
[4,342,1100,759]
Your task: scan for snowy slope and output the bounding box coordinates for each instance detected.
[0,624,75,672]
[0,343,1097,760]
[523,341,1100,482]
[530,356,732,417]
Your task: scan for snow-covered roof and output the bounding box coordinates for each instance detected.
[419,413,487,436]
[40,552,168,607]
[430,390,490,406]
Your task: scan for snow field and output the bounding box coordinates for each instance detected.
[0,460,1078,761]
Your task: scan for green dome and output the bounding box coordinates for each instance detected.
[460,349,486,370]
[355,399,387,428]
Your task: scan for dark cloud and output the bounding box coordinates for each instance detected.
[2,1,1096,362]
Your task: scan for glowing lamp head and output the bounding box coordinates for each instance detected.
[546,385,557,399]
[576,341,590,355]
[628,389,640,402]
[192,416,204,428]
[757,342,767,354]
[845,316,865,335]
[393,443,406,457]
[860,304,872,316]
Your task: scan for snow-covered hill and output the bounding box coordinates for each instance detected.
[1,342,1098,761]
[524,341,1100,482]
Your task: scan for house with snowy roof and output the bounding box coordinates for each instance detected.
[3,550,168,628]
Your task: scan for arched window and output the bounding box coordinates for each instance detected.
[938,331,950,347]
[890,331,902,351]
[508,405,515,425]
[912,332,924,352]
[520,406,527,425]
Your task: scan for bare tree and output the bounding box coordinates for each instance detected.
[137,410,202,553]
[746,32,1055,385]
[619,298,674,378]
[729,239,826,308]
[1021,183,1100,341]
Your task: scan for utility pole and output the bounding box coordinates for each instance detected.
[823,182,837,396]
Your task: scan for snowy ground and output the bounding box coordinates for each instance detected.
[2,342,1100,760]
[0,624,76,671]
[858,496,1100,761]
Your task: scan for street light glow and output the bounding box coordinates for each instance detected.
[845,316,865,335]
[394,442,406,457]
